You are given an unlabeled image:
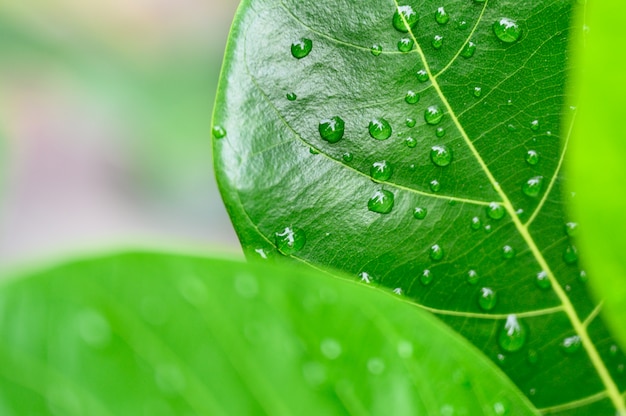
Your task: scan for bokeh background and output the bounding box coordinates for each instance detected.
[0,0,242,269]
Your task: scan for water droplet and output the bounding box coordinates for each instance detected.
[526,150,539,165]
[478,287,497,311]
[417,69,429,82]
[535,271,550,289]
[487,202,505,219]
[309,147,319,154]
[471,216,482,230]
[473,86,482,97]
[302,361,327,387]
[484,224,492,233]
[506,124,517,132]
[368,189,394,214]
[499,315,527,352]
[522,176,544,197]
[493,400,509,416]
[561,335,581,354]
[435,7,450,25]
[319,116,345,143]
[370,160,393,181]
[342,152,353,162]
[405,137,417,148]
[440,404,455,416]
[461,41,476,58]
[502,245,516,259]
[458,20,468,30]
[579,270,588,283]
[234,273,259,299]
[275,227,306,255]
[369,118,392,140]
[420,269,433,285]
[529,388,536,396]
[286,92,297,101]
[397,340,413,358]
[321,338,342,359]
[429,179,441,192]
[493,18,522,43]
[565,222,578,236]
[254,248,268,259]
[393,5,419,32]
[530,119,540,131]
[76,310,111,348]
[371,44,382,56]
[610,344,619,357]
[430,145,452,167]
[425,105,444,125]
[367,358,386,375]
[432,35,443,49]
[359,272,372,283]
[413,207,427,219]
[212,125,226,139]
[467,269,479,285]
[436,127,445,137]
[393,287,403,295]
[405,90,420,104]
[405,117,416,128]
[563,244,578,264]
[291,38,313,58]
[430,244,444,261]
[398,37,414,52]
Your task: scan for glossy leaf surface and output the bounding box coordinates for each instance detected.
[213,0,626,413]
[0,252,537,415]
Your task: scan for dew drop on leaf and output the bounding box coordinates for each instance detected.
[430,145,452,167]
[398,37,414,52]
[368,189,394,214]
[436,127,446,137]
[579,270,588,283]
[359,271,372,284]
[502,245,516,259]
[76,309,111,348]
[417,69,429,82]
[565,222,578,236]
[429,179,441,192]
[461,41,476,58]
[342,152,353,162]
[493,18,522,43]
[370,44,382,56]
[286,92,297,101]
[405,137,417,148]
[424,105,444,125]
[291,38,313,58]
[319,116,345,143]
[420,269,433,285]
[522,176,544,197]
[525,150,539,165]
[530,119,540,131]
[405,90,420,104]
[535,271,550,289]
[406,117,416,128]
[473,86,482,97]
[369,118,392,140]
[467,269,479,285]
[561,335,582,354]
[393,5,419,32]
[367,358,386,375]
[393,287,403,296]
[413,207,427,219]
[563,244,578,264]
[397,340,413,358]
[309,147,319,155]
[487,202,505,219]
[435,7,450,25]
[275,227,306,254]
[498,315,527,352]
[212,125,226,139]
[320,338,342,360]
[478,287,497,311]
[432,35,444,49]
[430,244,444,261]
[370,160,393,181]
[471,216,482,230]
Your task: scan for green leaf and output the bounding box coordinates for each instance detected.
[0,252,537,415]
[569,0,626,364]
[212,0,626,412]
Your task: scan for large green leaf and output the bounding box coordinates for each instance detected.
[212,0,626,413]
[568,1,626,355]
[0,252,537,415]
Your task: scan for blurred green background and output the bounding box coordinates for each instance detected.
[0,0,242,267]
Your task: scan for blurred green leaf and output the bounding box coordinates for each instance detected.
[0,252,537,415]
[213,0,626,412]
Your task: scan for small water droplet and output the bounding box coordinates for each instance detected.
[530,119,540,131]
[430,244,444,261]
[493,400,509,416]
[212,125,226,139]
[440,404,455,416]
[484,224,492,233]
[393,5,419,32]
[565,222,578,236]
[432,35,443,49]
[471,216,482,230]
[309,147,319,154]
[610,344,619,357]
[502,245,516,259]
[342,152,353,162]
[371,44,382,56]
[527,349,539,364]
[367,358,386,375]
[405,90,420,104]
[467,269,479,285]
[535,271,550,289]
[275,227,306,255]
[398,37,414,52]
[368,189,395,214]
[417,69,429,82]
[319,116,345,143]
[369,118,392,140]
[405,137,417,148]
[291,38,313,58]
[435,7,450,24]
[493,18,522,43]
[522,176,544,197]
[579,270,588,283]
[563,244,578,264]
[618,364,625,374]
[76,310,111,348]
[529,388,536,396]
[397,340,413,358]
[234,274,259,299]
[359,272,372,283]
[420,269,433,285]
[461,41,476,58]
[506,124,517,132]
[435,127,445,137]
[429,179,441,192]
[561,335,581,354]
[413,207,427,219]
[302,361,327,387]
[370,160,393,181]
[499,315,527,352]
[479,287,497,311]
[458,20,468,30]
[254,248,268,259]
[487,202,505,219]
[526,150,539,165]
[321,338,342,359]
[430,145,452,167]
[425,105,444,125]
[405,118,416,128]
[393,287,403,295]
[286,92,297,101]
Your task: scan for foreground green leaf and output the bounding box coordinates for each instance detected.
[213,0,626,412]
[0,252,536,415]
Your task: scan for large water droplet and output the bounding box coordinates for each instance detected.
[371,44,382,56]
[487,202,505,219]
[502,245,516,259]
[522,176,544,197]
[424,105,443,125]
[405,90,420,104]
[563,244,578,264]
[435,7,450,24]
[432,35,443,49]
[461,41,476,58]
[369,118,392,140]
[417,69,429,82]
[393,5,419,32]
[368,189,395,214]
[420,269,433,285]
[430,244,444,261]
[525,150,539,165]
[561,335,581,354]
[499,315,527,352]
[370,160,393,181]
[291,38,313,58]
[275,227,306,254]
[429,179,441,192]
[565,222,578,236]
[398,37,414,52]
[319,116,345,143]
[471,216,482,230]
[430,145,452,167]
[493,18,522,43]
[212,125,226,139]
[478,287,497,311]
[467,269,479,285]
[535,271,550,289]
[413,207,427,219]
[321,338,342,359]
